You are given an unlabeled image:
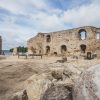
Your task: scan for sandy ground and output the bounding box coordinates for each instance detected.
[0,55,100,100]
[0,56,61,100]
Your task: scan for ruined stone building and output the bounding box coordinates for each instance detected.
[27,26,100,56]
[0,36,2,55]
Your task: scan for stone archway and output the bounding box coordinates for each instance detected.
[61,45,67,54]
[79,29,87,40]
[80,44,86,53]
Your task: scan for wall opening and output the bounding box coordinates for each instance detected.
[80,44,86,53]
[46,46,50,54]
[79,29,87,40]
[96,33,100,39]
[61,45,67,53]
[54,52,57,56]
[46,35,51,42]
[30,46,36,54]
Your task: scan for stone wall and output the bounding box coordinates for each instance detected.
[27,26,100,56]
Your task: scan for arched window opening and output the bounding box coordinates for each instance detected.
[80,44,86,53]
[54,52,57,56]
[79,29,87,40]
[61,45,67,53]
[46,35,51,42]
[46,46,50,54]
[96,33,100,39]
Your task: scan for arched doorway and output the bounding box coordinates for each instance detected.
[46,46,50,54]
[80,44,86,53]
[61,45,67,54]
[79,29,87,40]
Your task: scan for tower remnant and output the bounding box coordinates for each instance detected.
[0,36,2,55]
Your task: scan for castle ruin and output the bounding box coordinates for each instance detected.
[27,26,100,57]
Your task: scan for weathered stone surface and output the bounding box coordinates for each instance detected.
[51,70,63,80]
[41,85,73,100]
[73,64,100,100]
[12,91,23,100]
[25,73,52,100]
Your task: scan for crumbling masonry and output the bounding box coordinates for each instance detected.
[27,26,100,57]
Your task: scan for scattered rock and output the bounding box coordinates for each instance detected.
[56,56,67,63]
[51,70,63,81]
[25,73,52,100]
[22,90,28,100]
[12,90,28,100]
[12,91,23,100]
[41,85,73,100]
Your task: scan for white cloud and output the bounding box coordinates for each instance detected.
[29,0,47,9]
[62,0,100,27]
[0,0,48,15]
[0,0,23,14]
[30,12,65,32]
[0,0,100,49]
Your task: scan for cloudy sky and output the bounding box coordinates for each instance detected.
[0,0,100,49]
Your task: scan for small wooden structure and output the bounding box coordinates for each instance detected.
[18,53,27,59]
[18,53,42,59]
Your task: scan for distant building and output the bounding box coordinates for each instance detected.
[0,36,2,55]
[27,26,100,56]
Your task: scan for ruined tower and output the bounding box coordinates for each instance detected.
[0,36,2,55]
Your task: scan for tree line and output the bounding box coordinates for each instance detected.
[10,46,28,53]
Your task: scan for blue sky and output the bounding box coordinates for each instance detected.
[0,0,100,49]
